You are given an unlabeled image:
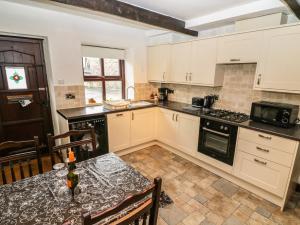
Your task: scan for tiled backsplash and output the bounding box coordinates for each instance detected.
[54,85,85,109]
[54,64,300,116]
[149,64,300,115]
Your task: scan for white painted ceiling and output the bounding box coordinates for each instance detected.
[119,0,261,20]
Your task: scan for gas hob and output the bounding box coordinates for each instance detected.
[204,109,249,123]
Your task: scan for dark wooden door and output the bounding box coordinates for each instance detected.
[0,36,53,147]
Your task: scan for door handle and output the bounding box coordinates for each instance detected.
[258,134,272,140]
[257,74,261,85]
[254,158,267,165]
[256,146,269,153]
[202,127,229,137]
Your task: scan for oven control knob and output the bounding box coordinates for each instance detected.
[220,125,224,130]
[224,127,228,131]
[282,118,289,124]
[283,110,290,117]
[206,122,210,126]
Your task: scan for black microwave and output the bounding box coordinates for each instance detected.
[250,101,299,128]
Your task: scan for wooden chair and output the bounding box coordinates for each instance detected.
[82,177,162,225]
[0,137,42,184]
[47,128,97,166]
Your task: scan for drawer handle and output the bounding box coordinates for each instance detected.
[256,146,270,153]
[254,158,267,165]
[258,134,272,140]
[230,59,240,62]
[116,113,123,117]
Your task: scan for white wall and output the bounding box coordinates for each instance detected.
[0,0,148,134]
[0,0,148,85]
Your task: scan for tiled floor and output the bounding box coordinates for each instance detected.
[121,145,300,225]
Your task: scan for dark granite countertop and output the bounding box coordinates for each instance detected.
[57,101,300,141]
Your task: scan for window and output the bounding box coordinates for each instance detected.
[82,57,125,104]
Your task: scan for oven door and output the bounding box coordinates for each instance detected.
[199,127,236,165]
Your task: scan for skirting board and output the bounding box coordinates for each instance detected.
[114,140,287,210]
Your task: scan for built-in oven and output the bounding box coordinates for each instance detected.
[198,118,238,165]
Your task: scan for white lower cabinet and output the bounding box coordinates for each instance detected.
[176,113,200,156]
[234,151,290,197]
[131,108,155,146]
[156,108,177,147]
[156,108,200,156]
[234,128,297,198]
[107,108,155,152]
[107,112,131,152]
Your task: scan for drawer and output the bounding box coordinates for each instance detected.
[238,128,297,154]
[237,139,294,167]
[234,151,290,197]
[107,111,131,119]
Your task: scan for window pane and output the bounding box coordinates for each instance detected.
[106,81,122,100]
[5,67,27,90]
[82,57,101,76]
[84,81,103,104]
[103,58,120,76]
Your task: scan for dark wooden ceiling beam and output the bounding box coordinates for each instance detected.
[50,0,198,37]
[283,0,300,19]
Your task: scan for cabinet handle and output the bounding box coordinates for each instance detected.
[132,112,134,120]
[172,113,175,121]
[254,158,267,165]
[258,134,272,140]
[256,146,270,153]
[230,59,240,62]
[257,74,261,85]
[116,113,123,117]
[185,73,188,81]
[163,72,165,81]
[189,73,192,81]
[176,114,179,121]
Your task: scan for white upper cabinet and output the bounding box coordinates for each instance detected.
[254,25,300,93]
[170,42,191,83]
[190,39,222,86]
[217,31,263,64]
[169,39,222,86]
[147,45,170,82]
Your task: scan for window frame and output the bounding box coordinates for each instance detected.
[82,58,125,102]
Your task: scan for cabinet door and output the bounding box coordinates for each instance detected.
[170,42,191,83]
[147,45,170,82]
[107,112,131,152]
[176,113,200,156]
[156,109,177,147]
[190,39,219,86]
[217,31,263,64]
[254,25,300,93]
[234,151,290,197]
[131,108,155,146]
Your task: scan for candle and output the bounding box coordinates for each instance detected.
[69,149,75,162]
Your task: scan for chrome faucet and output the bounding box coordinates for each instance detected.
[126,86,135,100]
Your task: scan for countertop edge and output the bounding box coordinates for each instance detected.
[57,102,300,141]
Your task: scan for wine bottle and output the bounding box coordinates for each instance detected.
[67,149,78,197]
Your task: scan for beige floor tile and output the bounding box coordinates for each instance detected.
[121,146,300,225]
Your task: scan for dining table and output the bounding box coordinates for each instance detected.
[0,153,152,225]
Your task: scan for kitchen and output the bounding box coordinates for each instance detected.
[1,0,300,225]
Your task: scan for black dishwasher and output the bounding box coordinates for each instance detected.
[68,115,109,157]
